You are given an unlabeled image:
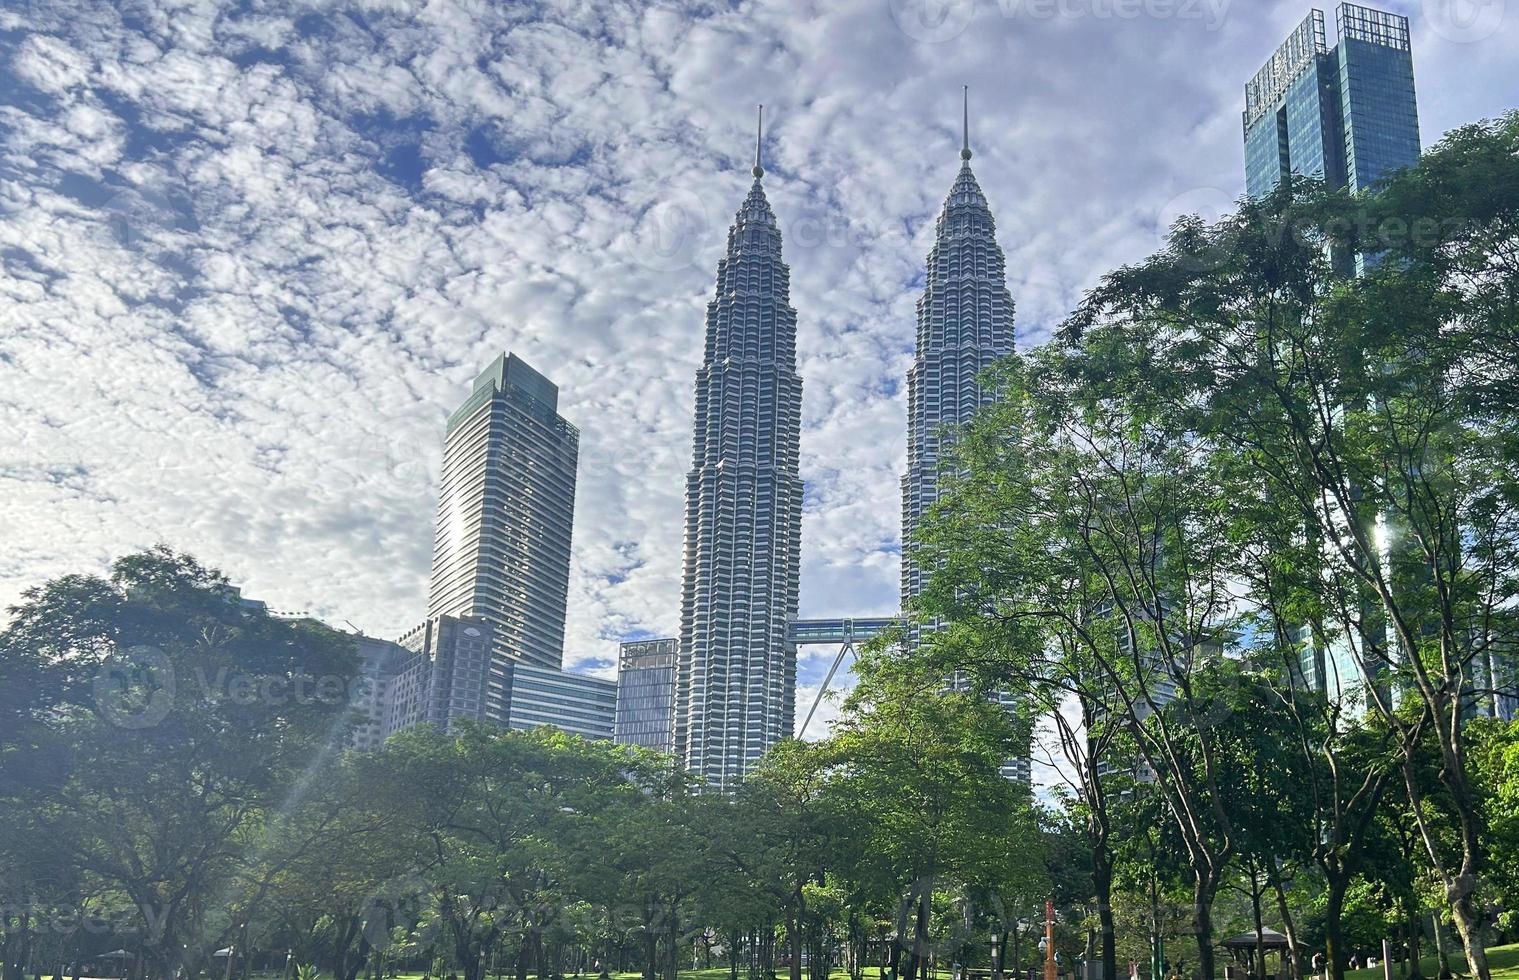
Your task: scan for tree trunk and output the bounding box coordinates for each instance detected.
[666,914,680,980]
[1432,914,1452,980]
[456,929,484,980]
[1402,904,1422,980]
[1193,878,1219,980]
[910,885,932,980]
[1095,855,1118,980]
[1270,872,1303,980]
[1323,875,1350,980]
[788,907,802,980]
[642,932,658,980]
[1251,878,1266,980]
[1446,896,1489,980]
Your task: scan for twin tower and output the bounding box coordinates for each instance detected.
[675,94,1016,789]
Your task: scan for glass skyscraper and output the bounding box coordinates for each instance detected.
[1243,4,1420,201]
[674,119,803,792]
[615,638,679,754]
[1244,5,1421,710]
[426,353,579,670]
[901,96,1028,784]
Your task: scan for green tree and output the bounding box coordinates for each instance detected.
[396,725,650,980]
[726,740,845,980]
[913,347,1251,980]
[829,650,1040,980]
[1,548,358,980]
[572,755,705,980]
[1466,720,1519,934]
[1058,113,1519,980]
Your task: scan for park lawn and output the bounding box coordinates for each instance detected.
[332,955,1519,980]
[1342,944,1519,980]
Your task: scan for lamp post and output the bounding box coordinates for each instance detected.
[1045,902,1058,980]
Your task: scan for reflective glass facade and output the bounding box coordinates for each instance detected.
[615,638,678,754]
[1243,4,1418,200]
[426,353,579,670]
[1244,6,1421,711]
[508,662,617,740]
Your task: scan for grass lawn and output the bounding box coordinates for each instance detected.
[377,972,931,980]
[298,950,1519,980]
[372,970,943,980]
[1342,944,1519,980]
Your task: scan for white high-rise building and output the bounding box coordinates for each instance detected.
[674,114,803,791]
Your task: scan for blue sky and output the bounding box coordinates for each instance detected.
[1,0,1514,745]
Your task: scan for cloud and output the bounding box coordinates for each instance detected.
[1,0,1513,702]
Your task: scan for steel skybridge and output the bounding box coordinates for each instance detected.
[787,616,901,737]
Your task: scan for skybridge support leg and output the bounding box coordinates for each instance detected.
[798,639,855,739]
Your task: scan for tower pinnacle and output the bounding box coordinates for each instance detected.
[753,104,765,179]
[961,85,972,162]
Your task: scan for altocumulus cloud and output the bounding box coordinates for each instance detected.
[1,0,1513,735]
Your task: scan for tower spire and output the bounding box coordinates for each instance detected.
[753,104,765,179]
[961,85,972,162]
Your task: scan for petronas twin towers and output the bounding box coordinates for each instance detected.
[675,96,1016,789]
[674,113,804,789]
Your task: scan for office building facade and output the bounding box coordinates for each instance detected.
[351,634,409,750]
[615,638,679,754]
[507,662,617,741]
[1243,4,1419,201]
[384,614,500,735]
[427,353,579,670]
[350,615,617,746]
[674,124,804,791]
